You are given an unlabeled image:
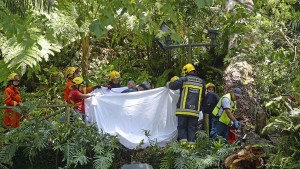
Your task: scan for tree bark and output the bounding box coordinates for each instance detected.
[81,35,91,79]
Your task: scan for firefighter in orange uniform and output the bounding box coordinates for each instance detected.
[3,73,22,128]
[64,67,100,103]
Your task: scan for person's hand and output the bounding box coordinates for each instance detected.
[170,76,179,82]
[92,85,102,90]
[234,121,240,129]
[165,82,170,89]
[103,84,112,89]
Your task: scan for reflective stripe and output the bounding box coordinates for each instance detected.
[182,84,203,111]
[176,111,199,117]
[176,109,199,113]
[83,87,87,94]
[182,86,189,109]
[198,87,203,111]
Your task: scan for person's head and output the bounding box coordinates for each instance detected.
[65,67,80,79]
[109,70,121,85]
[206,83,216,93]
[231,87,242,101]
[72,77,85,90]
[142,81,151,90]
[7,73,21,87]
[182,63,195,76]
[137,83,148,91]
[127,80,136,89]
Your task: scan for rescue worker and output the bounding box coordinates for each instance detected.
[200,83,220,135]
[3,73,22,128]
[137,83,148,91]
[106,70,121,88]
[64,67,100,103]
[68,77,94,122]
[167,64,206,147]
[210,87,242,143]
[142,81,151,90]
[122,80,137,93]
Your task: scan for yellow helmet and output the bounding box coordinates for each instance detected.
[109,70,121,81]
[182,63,195,75]
[65,67,76,77]
[170,76,179,82]
[205,83,216,89]
[8,73,18,81]
[72,77,84,85]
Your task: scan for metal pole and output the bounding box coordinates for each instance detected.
[188,37,192,63]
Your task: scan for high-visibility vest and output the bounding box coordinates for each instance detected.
[212,93,236,125]
[176,76,203,117]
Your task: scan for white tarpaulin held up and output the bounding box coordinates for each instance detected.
[85,87,179,149]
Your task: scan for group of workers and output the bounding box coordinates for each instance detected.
[166,63,242,148]
[3,63,243,147]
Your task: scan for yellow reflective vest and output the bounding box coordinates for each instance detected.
[212,93,236,125]
[175,75,204,117]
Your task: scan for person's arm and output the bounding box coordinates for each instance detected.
[168,77,186,90]
[80,94,94,99]
[225,109,237,122]
[201,82,206,100]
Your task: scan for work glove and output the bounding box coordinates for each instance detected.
[234,121,240,129]
[229,121,240,129]
[103,84,112,90]
[92,85,102,90]
[165,82,170,89]
[170,76,179,82]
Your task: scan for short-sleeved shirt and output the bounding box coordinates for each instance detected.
[217,97,231,115]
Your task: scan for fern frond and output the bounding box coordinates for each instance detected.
[174,156,190,169]
[93,152,114,169]
[0,144,18,164]
[73,148,90,167]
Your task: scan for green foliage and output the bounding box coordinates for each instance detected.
[0,108,120,169]
[262,109,300,169]
[160,130,238,169]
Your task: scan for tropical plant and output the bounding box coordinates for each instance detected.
[262,108,300,169]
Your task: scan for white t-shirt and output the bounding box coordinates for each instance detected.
[217,97,231,116]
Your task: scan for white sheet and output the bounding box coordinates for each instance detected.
[85,87,179,149]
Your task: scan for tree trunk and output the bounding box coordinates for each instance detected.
[81,35,91,78]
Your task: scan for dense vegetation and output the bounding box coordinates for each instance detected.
[1,0,299,168]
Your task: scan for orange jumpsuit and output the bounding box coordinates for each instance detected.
[3,86,22,128]
[64,79,93,102]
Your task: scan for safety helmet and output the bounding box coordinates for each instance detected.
[205,83,216,89]
[170,76,179,82]
[8,73,18,81]
[72,77,84,85]
[109,70,121,81]
[65,67,76,77]
[182,63,195,75]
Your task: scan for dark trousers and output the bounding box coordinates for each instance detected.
[177,115,199,142]
[210,116,229,142]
